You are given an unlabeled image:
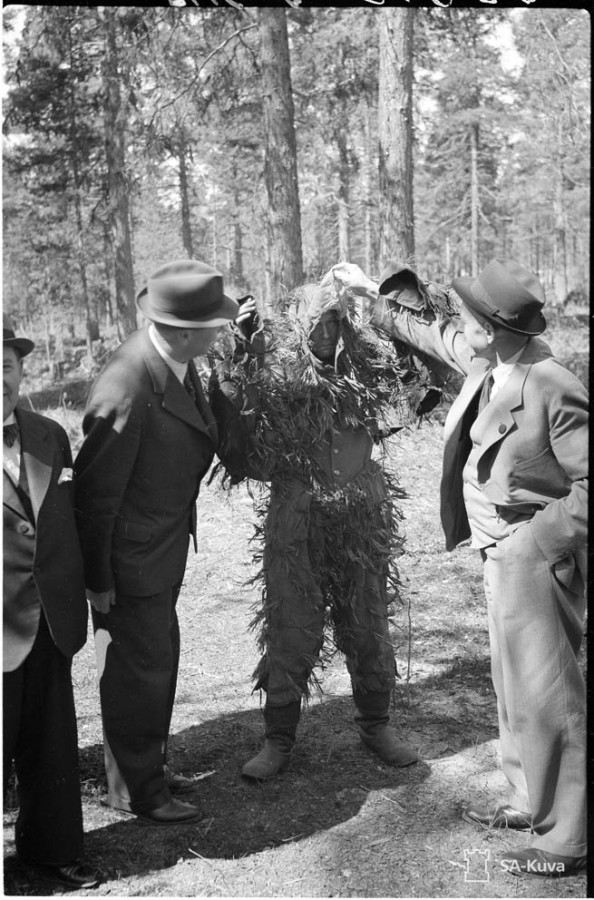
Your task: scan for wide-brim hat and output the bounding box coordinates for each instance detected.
[378,261,427,311]
[136,259,239,327]
[452,259,546,336]
[3,313,35,357]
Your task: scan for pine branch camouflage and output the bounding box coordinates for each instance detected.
[210,275,452,703]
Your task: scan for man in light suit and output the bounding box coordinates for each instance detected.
[332,259,587,878]
[75,259,252,825]
[3,315,100,889]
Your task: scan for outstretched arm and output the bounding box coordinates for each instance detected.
[331,262,473,377]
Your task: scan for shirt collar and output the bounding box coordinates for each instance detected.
[148,323,187,383]
[492,343,526,387]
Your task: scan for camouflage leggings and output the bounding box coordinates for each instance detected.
[251,461,402,706]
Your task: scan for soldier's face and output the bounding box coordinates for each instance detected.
[308,311,340,361]
[3,347,23,421]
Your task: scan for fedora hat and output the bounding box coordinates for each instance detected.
[3,313,35,357]
[378,260,427,312]
[136,259,239,327]
[452,259,546,336]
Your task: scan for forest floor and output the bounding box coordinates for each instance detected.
[2,309,589,899]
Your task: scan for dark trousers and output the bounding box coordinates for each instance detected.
[92,583,181,814]
[3,615,84,866]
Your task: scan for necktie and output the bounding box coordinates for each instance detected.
[3,423,19,447]
[183,368,198,404]
[184,366,218,444]
[478,371,494,414]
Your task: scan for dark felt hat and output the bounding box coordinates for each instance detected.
[378,261,427,311]
[3,313,35,357]
[452,259,546,336]
[136,259,239,327]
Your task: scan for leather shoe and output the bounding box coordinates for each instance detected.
[164,765,196,795]
[136,797,203,826]
[462,802,533,830]
[501,847,587,878]
[46,859,102,889]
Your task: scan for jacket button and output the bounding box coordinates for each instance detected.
[333,469,341,476]
[498,424,507,434]
[19,522,32,535]
[333,448,340,455]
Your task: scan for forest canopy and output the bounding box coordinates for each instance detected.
[2,6,590,352]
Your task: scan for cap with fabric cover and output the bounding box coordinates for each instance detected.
[378,261,428,312]
[137,259,239,328]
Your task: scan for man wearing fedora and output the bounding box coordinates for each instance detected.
[332,259,587,877]
[75,259,253,825]
[3,315,100,888]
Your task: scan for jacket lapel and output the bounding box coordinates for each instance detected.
[477,363,530,458]
[3,469,29,521]
[16,409,54,521]
[474,337,551,460]
[186,360,219,446]
[444,357,491,443]
[142,330,216,441]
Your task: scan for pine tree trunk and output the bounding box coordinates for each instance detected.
[102,10,137,337]
[231,162,244,289]
[336,129,351,262]
[552,123,567,304]
[469,121,479,277]
[65,18,95,357]
[178,135,194,258]
[102,225,115,328]
[363,103,375,275]
[258,8,304,309]
[378,8,415,268]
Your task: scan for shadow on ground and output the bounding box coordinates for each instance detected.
[4,656,499,894]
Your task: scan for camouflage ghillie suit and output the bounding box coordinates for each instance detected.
[210,270,455,778]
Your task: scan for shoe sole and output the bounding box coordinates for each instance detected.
[134,813,205,827]
[52,877,101,889]
[462,809,532,831]
[360,740,420,768]
[241,755,291,781]
[241,766,288,782]
[100,798,204,826]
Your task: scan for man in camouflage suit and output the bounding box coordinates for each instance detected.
[211,271,454,780]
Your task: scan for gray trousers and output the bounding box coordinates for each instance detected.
[482,522,586,857]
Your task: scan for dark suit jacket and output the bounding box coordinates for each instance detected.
[3,409,87,671]
[74,328,219,597]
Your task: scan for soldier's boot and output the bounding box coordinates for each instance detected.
[241,701,301,781]
[353,689,419,767]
